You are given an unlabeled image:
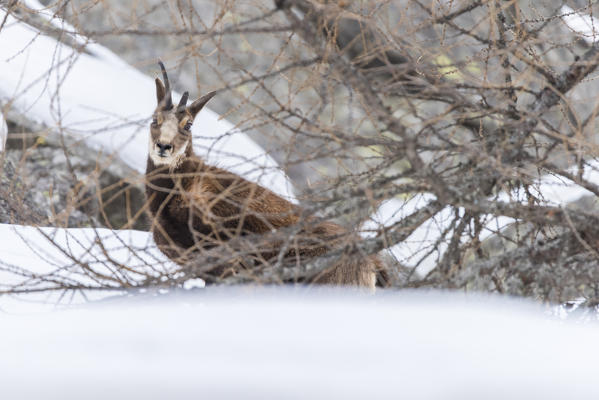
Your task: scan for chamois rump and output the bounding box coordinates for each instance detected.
[145,61,378,287]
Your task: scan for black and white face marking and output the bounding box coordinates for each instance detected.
[149,110,192,167]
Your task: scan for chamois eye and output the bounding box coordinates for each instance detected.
[184,122,192,131]
[151,117,158,126]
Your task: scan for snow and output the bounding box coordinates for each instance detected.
[365,165,599,274]
[363,195,514,274]
[0,223,176,312]
[561,5,599,44]
[0,109,6,152]
[1,288,598,399]
[362,195,450,274]
[0,223,173,280]
[1,7,598,396]
[182,278,206,290]
[0,1,295,201]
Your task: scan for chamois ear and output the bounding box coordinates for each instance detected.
[155,78,166,105]
[188,91,217,119]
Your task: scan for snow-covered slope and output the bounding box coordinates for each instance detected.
[1,288,598,399]
[0,1,295,200]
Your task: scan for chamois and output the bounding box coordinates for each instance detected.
[145,61,378,287]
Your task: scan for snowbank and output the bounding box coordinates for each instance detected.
[1,288,598,399]
[0,1,295,200]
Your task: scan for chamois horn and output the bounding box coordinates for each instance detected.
[158,60,173,110]
[177,91,189,113]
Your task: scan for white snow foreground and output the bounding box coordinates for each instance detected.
[1,288,598,400]
[0,0,295,200]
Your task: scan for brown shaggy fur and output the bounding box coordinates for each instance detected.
[145,62,378,288]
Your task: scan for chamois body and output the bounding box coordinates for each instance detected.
[145,62,377,287]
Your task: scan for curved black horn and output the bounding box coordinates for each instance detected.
[158,60,173,110]
[177,91,189,113]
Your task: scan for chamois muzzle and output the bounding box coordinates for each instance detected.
[156,142,172,157]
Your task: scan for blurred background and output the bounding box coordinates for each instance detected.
[3,0,599,307]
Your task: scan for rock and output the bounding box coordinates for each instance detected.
[0,157,45,224]
[0,115,149,230]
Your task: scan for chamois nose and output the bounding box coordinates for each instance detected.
[156,142,172,156]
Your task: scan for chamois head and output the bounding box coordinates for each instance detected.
[150,61,216,167]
